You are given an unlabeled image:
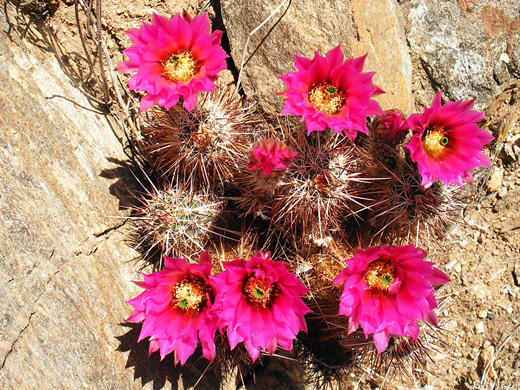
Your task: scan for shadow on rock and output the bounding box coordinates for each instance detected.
[100,157,145,210]
[117,322,223,390]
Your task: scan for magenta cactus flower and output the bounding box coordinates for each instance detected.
[248,139,298,178]
[279,45,383,139]
[126,252,218,365]
[374,109,409,140]
[405,92,494,188]
[333,245,449,354]
[117,12,228,112]
[211,252,311,361]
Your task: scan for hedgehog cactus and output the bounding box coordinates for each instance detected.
[141,86,260,191]
[235,119,371,246]
[117,15,497,387]
[129,185,223,263]
[365,136,464,244]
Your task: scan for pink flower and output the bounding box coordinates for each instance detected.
[211,252,311,361]
[405,92,494,188]
[117,12,228,112]
[333,245,449,354]
[279,45,384,139]
[248,139,297,178]
[374,109,409,140]
[126,252,218,365]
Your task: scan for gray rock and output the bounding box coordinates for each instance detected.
[221,0,414,114]
[403,0,520,110]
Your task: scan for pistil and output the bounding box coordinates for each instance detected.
[242,273,277,308]
[172,276,208,311]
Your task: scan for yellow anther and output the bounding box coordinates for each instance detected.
[307,82,345,116]
[365,259,396,292]
[163,51,199,82]
[422,126,449,159]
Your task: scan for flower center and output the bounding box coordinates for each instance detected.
[307,82,346,116]
[163,51,199,82]
[422,125,449,159]
[172,276,209,311]
[242,273,277,308]
[365,259,396,293]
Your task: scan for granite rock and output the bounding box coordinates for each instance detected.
[403,0,520,110]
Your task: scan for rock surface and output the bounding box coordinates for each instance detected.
[403,0,520,110]
[0,3,150,389]
[221,0,414,114]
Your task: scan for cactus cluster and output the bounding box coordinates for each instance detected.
[118,10,494,388]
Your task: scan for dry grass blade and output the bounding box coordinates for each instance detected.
[480,324,520,389]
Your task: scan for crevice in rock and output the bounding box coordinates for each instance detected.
[210,0,242,95]
[94,219,127,238]
[419,57,443,93]
[0,263,64,369]
[0,311,34,370]
[75,219,128,257]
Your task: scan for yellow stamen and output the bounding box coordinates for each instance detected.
[307,82,345,116]
[163,51,199,82]
[365,259,396,292]
[172,277,207,311]
[422,126,449,159]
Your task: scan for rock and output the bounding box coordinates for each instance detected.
[494,53,511,84]
[480,343,496,377]
[513,264,520,287]
[454,262,462,273]
[487,168,503,192]
[476,321,486,334]
[510,341,520,353]
[348,0,414,114]
[403,0,520,110]
[0,3,223,389]
[514,145,520,159]
[221,0,414,113]
[504,143,518,161]
[478,310,488,319]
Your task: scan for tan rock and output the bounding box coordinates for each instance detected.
[221,0,414,113]
[0,3,223,389]
[487,168,504,192]
[350,0,414,113]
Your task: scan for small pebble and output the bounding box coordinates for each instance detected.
[480,344,495,367]
[504,144,517,161]
[476,321,486,334]
[478,310,488,319]
[514,145,520,159]
[487,168,503,192]
[507,307,513,314]
[513,264,520,287]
